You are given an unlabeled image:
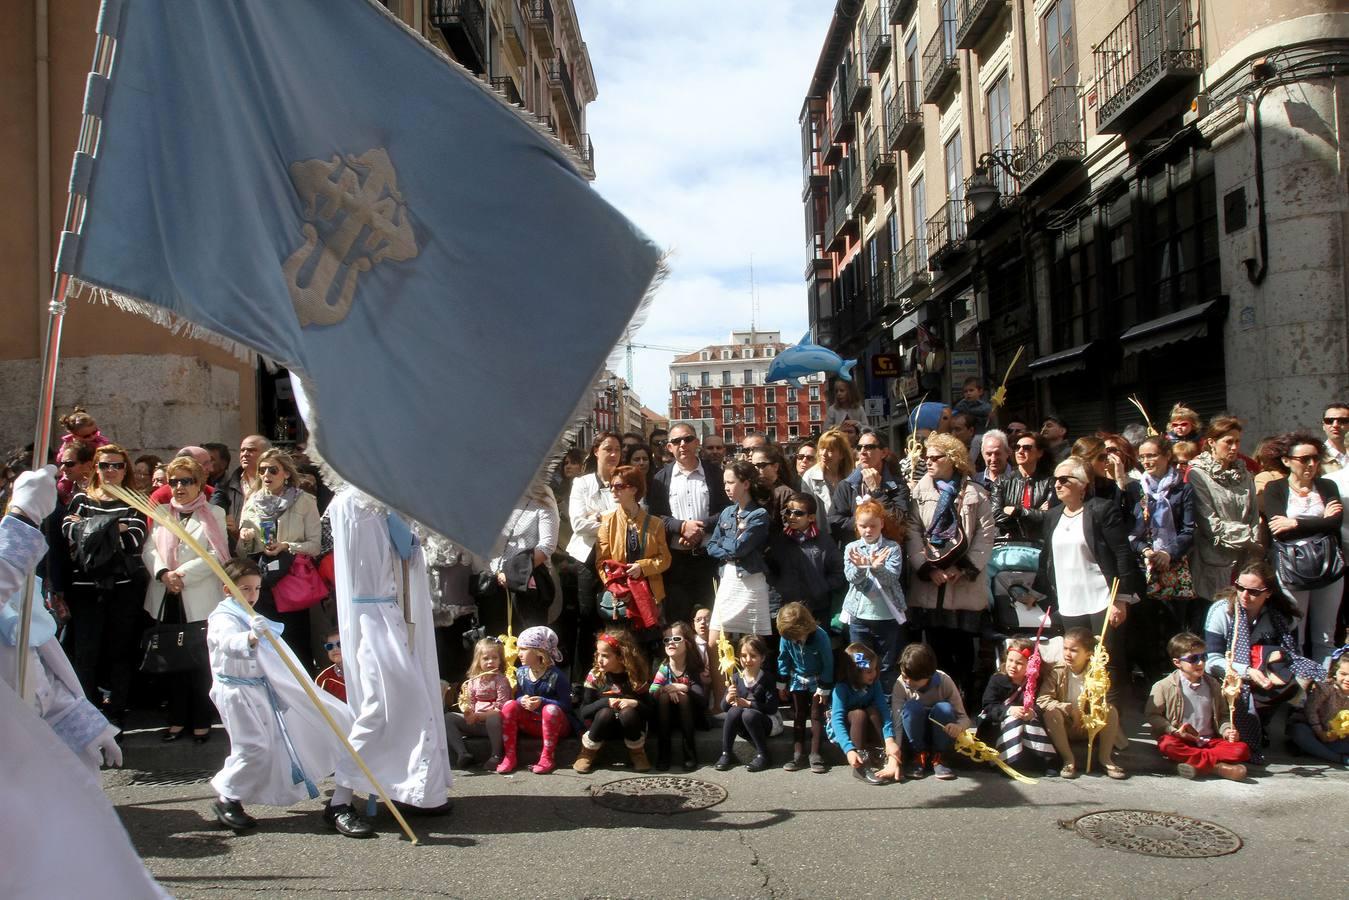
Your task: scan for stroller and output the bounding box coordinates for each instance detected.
[987,541,1056,639]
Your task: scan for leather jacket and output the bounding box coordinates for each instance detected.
[992,470,1056,542]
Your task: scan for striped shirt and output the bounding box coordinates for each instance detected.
[60,492,147,585]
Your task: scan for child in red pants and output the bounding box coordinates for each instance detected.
[497,627,579,774]
[1145,632,1249,781]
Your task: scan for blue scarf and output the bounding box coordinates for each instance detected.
[927,477,961,546]
[1141,468,1179,555]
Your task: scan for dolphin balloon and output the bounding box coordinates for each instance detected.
[765,333,857,388]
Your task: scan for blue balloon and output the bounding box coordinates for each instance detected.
[765,332,858,388]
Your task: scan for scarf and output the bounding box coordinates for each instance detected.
[250,486,300,523]
[785,523,819,542]
[1141,468,1180,555]
[926,476,962,545]
[1228,604,1263,751]
[1189,451,1246,489]
[153,492,230,573]
[0,577,56,647]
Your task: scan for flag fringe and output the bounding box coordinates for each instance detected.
[362,0,594,181]
[69,278,259,363]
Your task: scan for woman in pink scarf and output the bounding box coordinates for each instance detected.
[147,456,230,743]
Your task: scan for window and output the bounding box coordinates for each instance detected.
[788,405,799,422]
[809,385,820,401]
[986,72,1013,194]
[1146,152,1221,319]
[742,348,753,359]
[880,79,893,134]
[721,350,732,360]
[887,213,901,266]
[944,132,964,239]
[745,386,757,404]
[680,393,691,409]
[1043,0,1078,87]
[788,425,800,439]
[766,407,777,423]
[743,369,754,386]
[722,408,734,424]
[701,389,712,406]
[1108,191,1136,332]
[699,371,710,387]
[809,404,822,421]
[722,388,733,405]
[700,350,710,361]
[786,387,798,403]
[1051,211,1097,349]
[765,386,776,404]
[809,372,823,383]
[941,0,958,55]
[903,31,920,111]
[743,407,755,424]
[679,371,688,386]
[764,347,775,358]
[722,370,731,386]
[911,175,927,266]
[767,426,778,443]
[723,429,734,442]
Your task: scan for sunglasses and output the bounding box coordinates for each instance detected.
[1235,584,1270,596]
[609,482,632,491]
[258,465,283,475]
[59,459,81,468]
[795,453,815,461]
[1175,653,1205,665]
[858,443,882,451]
[752,461,774,470]
[1285,454,1319,465]
[783,509,809,518]
[1323,417,1349,426]
[1054,475,1080,486]
[168,477,197,488]
[923,454,946,463]
[1015,444,1036,452]
[668,435,697,446]
[96,461,126,470]
[323,640,341,651]
[662,635,684,646]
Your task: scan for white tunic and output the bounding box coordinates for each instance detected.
[1051,512,1114,617]
[328,487,452,807]
[208,601,354,807]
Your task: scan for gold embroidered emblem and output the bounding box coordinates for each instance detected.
[283,148,418,327]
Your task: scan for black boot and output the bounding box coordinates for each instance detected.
[680,734,699,772]
[212,799,256,831]
[656,735,672,771]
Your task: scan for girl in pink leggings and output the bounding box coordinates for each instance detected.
[497,627,579,774]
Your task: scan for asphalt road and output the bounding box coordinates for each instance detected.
[104,742,1346,899]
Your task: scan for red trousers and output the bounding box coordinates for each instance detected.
[1156,733,1250,773]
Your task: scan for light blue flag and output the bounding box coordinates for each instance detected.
[66,0,660,556]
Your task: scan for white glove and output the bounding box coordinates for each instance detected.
[9,465,58,521]
[88,726,123,768]
[250,615,270,638]
[814,687,830,701]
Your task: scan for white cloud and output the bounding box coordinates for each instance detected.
[574,0,830,417]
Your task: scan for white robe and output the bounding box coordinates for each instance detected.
[208,601,355,807]
[0,514,166,899]
[0,637,113,772]
[328,487,452,807]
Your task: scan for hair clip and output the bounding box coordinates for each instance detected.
[852,652,871,669]
[598,633,621,651]
[1018,647,1033,658]
[1331,645,1349,663]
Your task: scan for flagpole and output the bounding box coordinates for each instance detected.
[14,15,118,699]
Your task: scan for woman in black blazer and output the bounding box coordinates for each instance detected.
[1260,433,1344,666]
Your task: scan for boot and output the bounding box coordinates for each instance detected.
[496,722,518,774]
[573,733,601,774]
[680,734,699,772]
[655,734,672,771]
[625,736,652,772]
[531,740,557,775]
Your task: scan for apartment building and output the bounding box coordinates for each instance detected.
[1,0,598,457]
[801,0,1349,442]
[668,331,825,445]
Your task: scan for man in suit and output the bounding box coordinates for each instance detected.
[647,423,730,625]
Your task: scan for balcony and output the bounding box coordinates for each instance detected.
[502,3,527,57]
[890,0,917,25]
[490,76,522,107]
[926,200,968,270]
[525,0,556,57]
[874,263,901,318]
[963,165,1020,240]
[864,8,892,74]
[955,0,1008,50]
[848,66,872,116]
[864,129,896,188]
[1014,86,1084,192]
[892,239,930,298]
[574,133,595,177]
[801,100,829,199]
[547,56,582,131]
[430,0,486,75]
[922,21,959,104]
[1095,0,1202,134]
[885,84,923,149]
[830,76,855,145]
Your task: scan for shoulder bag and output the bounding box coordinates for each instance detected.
[139,593,209,675]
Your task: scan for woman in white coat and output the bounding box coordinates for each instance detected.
[145,456,229,743]
[564,432,620,670]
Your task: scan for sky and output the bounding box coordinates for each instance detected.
[573,1,830,417]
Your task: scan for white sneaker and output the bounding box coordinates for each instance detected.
[769,711,784,737]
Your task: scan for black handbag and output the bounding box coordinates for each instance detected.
[139,593,209,674]
[1273,533,1345,591]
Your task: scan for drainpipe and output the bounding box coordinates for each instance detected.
[36,0,52,354]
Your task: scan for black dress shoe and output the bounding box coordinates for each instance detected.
[323,803,374,838]
[192,730,213,745]
[161,729,185,743]
[393,799,454,818]
[212,799,257,831]
[713,753,736,772]
[746,754,770,773]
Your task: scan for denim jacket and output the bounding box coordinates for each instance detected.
[841,536,906,623]
[705,504,770,576]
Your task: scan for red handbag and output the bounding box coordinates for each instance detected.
[600,559,659,630]
[273,553,329,613]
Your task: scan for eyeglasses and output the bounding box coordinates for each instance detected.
[1235,583,1270,596]
[752,461,774,470]
[323,640,341,651]
[1176,653,1205,665]
[858,443,882,452]
[258,465,282,475]
[96,461,126,470]
[609,482,632,491]
[1323,417,1349,426]
[1015,444,1036,452]
[795,453,815,461]
[1053,475,1080,486]
[59,459,80,468]
[167,477,197,488]
[1286,454,1319,465]
[783,509,809,518]
[668,435,697,446]
[662,636,684,646]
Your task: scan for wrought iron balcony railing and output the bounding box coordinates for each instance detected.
[926,200,968,269]
[864,6,893,74]
[892,239,930,298]
[864,129,896,187]
[1094,0,1202,133]
[849,65,872,116]
[491,76,522,107]
[1013,85,1084,190]
[955,0,1008,50]
[525,0,556,56]
[884,84,923,150]
[891,0,917,26]
[922,20,959,104]
[430,0,486,75]
[830,74,855,145]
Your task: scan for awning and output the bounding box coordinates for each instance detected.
[1029,342,1096,380]
[1119,298,1228,356]
[891,302,932,339]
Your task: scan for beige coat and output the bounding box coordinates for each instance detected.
[904,475,995,612]
[143,504,230,622]
[237,490,322,557]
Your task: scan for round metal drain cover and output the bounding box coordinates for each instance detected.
[1067,810,1242,858]
[590,776,728,815]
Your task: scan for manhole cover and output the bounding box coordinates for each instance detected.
[590,776,728,815]
[128,769,216,787]
[1066,810,1242,858]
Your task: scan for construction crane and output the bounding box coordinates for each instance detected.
[622,336,694,385]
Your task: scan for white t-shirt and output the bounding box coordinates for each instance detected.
[1051,511,1114,617]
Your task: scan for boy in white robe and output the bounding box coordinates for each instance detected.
[208,558,358,833]
[325,486,452,833]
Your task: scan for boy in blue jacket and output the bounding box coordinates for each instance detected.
[777,602,835,773]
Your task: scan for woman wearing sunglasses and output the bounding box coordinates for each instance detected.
[237,449,323,668]
[993,431,1056,543]
[59,443,148,725]
[1034,458,1144,703]
[145,456,230,743]
[594,465,671,632]
[1187,416,1262,603]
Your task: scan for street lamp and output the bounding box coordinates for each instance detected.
[968,150,1025,216]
